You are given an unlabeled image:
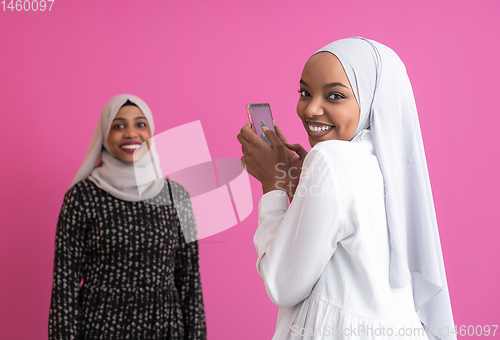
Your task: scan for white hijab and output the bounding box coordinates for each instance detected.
[70,94,164,201]
[316,38,454,340]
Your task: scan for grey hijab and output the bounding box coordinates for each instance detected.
[70,94,164,201]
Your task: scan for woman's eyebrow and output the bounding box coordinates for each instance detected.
[324,82,349,90]
[299,79,349,90]
[112,117,147,121]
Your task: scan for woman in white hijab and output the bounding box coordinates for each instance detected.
[49,94,207,340]
[238,38,455,339]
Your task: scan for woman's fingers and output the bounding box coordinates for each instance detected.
[240,122,263,145]
[262,126,284,151]
[274,124,289,145]
[286,143,308,159]
[274,125,300,161]
[237,123,251,144]
[237,131,250,146]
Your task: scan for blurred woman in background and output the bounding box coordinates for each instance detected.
[49,94,206,340]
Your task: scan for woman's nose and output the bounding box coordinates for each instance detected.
[124,126,139,138]
[303,98,324,118]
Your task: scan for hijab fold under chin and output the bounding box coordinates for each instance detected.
[70,94,164,202]
[316,37,455,340]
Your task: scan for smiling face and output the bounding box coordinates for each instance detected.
[107,105,151,163]
[297,52,360,147]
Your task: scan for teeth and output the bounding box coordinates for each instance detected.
[309,125,332,133]
[121,144,141,149]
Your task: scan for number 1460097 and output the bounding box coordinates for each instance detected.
[2,0,54,11]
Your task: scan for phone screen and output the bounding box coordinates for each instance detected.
[247,103,275,146]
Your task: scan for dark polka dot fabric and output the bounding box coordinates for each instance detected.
[49,179,207,340]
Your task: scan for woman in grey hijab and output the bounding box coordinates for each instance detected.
[49,94,207,340]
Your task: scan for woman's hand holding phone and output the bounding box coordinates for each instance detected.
[238,123,287,195]
[238,122,308,200]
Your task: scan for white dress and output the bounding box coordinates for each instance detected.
[254,130,429,340]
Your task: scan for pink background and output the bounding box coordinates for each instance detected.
[1,0,499,339]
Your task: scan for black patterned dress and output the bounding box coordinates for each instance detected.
[49,179,206,340]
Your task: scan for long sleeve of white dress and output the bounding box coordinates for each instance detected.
[254,131,429,340]
[254,146,348,308]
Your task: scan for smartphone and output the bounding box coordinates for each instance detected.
[246,103,275,146]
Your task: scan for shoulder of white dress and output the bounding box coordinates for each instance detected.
[311,140,363,163]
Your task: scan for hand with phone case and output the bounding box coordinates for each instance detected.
[237,121,287,194]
